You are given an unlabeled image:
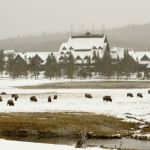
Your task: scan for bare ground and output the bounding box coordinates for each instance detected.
[18,81,150,89]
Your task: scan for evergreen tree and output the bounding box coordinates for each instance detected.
[115,55,122,80]
[29,55,43,79]
[66,51,75,79]
[44,53,58,79]
[0,50,5,77]
[78,67,87,79]
[120,50,139,79]
[95,52,102,77]
[77,62,87,79]
[92,50,97,62]
[11,55,28,78]
[59,55,68,78]
[6,55,14,78]
[101,49,113,79]
[86,56,92,79]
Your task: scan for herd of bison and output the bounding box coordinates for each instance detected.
[0,90,150,106]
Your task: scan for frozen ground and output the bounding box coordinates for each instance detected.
[0,79,150,123]
[0,140,115,150]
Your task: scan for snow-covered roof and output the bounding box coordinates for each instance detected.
[60,34,107,51]
[20,52,59,62]
[131,51,150,64]
[3,49,16,56]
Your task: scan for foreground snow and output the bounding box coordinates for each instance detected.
[0,140,115,150]
[0,88,150,122]
[0,79,150,122]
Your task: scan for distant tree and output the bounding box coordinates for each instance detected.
[77,65,87,79]
[66,51,75,79]
[6,55,14,77]
[92,50,97,62]
[101,49,113,79]
[144,70,150,80]
[95,52,102,77]
[11,55,28,78]
[115,55,122,80]
[0,49,5,77]
[120,50,139,79]
[29,55,43,79]
[86,56,92,79]
[44,53,59,79]
[59,55,68,78]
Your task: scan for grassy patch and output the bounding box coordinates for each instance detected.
[19,81,150,89]
[0,112,137,139]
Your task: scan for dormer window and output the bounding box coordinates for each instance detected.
[98,46,103,50]
[76,55,81,60]
[92,46,97,50]
[62,46,67,50]
[140,55,150,61]
[60,51,64,55]
[69,46,73,50]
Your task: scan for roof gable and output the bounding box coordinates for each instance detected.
[140,55,150,61]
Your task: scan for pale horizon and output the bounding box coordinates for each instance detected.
[0,0,150,39]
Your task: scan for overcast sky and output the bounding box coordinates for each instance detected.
[0,0,150,39]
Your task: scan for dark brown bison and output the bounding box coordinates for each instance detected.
[48,96,51,102]
[30,96,37,102]
[1,92,7,95]
[85,93,92,98]
[0,96,2,102]
[137,93,143,98]
[12,94,19,101]
[148,90,150,94]
[103,96,112,102]
[53,95,57,99]
[7,100,14,106]
[127,93,133,97]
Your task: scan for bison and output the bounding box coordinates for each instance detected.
[127,93,133,97]
[103,96,112,102]
[1,92,7,95]
[0,96,2,102]
[53,95,57,100]
[137,93,143,98]
[12,94,19,101]
[30,96,37,102]
[48,96,51,102]
[148,90,150,94]
[85,93,92,99]
[7,100,14,106]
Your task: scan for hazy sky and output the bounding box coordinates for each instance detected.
[0,0,150,39]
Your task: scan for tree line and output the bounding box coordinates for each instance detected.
[0,49,149,80]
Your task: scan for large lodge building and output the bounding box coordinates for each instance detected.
[2,32,150,70]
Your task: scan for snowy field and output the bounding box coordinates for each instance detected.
[0,140,115,150]
[0,79,150,123]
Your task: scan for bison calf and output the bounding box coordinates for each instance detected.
[48,96,51,102]
[7,100,14,106]
[127,93,133,97]
[30,96,37,102]
[103,96,112,102]
[137,93,143,98]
